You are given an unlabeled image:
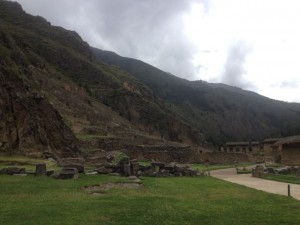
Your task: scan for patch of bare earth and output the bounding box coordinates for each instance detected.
[83,182,144,195]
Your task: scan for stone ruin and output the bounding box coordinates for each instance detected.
[93,160,204,177]
[140,162,204,177]
[0,167,26,175]
[0,151,205,179]
[94,157,140,177]
[252,164,266,178]
[35,163,47,176]
[0,162,80,179]
[86,150,204,177]
[252,164,300,179]
[58,167,79,179]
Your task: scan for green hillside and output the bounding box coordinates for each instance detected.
[0,0,203,159]
[92,48,300,145]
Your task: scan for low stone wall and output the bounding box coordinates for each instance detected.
[81,136,259,164]
[200,152,251,164]
[281,147,300,166]
[123,148,254,164]
[122,145,192,163]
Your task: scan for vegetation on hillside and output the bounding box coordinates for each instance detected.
[0,0,204,158]
[92,48,300,145]
[1,0,300,158]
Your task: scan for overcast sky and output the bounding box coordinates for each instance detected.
[15,0,300,103]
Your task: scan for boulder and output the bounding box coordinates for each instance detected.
[165,164,175,173]
[174,172,182,177]
[252,164,266,178]
[174,165,184,173]
[127,175,142,183]
[275,167,291,175]
[46,170,55,176]
[63,164,84,173]
[95,166,114,174]
[159,169,170,177]
[58,167,78,179]
[1,167,26,175]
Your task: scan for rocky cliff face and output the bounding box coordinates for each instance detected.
[0,66,79,158]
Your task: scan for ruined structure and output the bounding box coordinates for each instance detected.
[225,142,260,154]
[274,135,300,166]
[262,138,282,163]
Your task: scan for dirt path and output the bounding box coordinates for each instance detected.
[210,167,300,200]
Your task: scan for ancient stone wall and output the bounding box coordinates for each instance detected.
[123,145,192,163]
[264,143,274,157]
[200,152,251,164]
[281,147,300,166]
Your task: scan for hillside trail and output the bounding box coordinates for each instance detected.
[210,167,300,200]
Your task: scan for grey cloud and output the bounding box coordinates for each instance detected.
[279,81,298,88]
[16,0,210,79]
[221,40,255,90]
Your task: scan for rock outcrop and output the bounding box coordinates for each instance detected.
[0,68,79,159]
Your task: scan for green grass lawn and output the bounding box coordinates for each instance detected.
[192,163,254,171]
[264,174,300,185]
[139,161,254,171]
[1,174,300,225]
[0,154,60,172]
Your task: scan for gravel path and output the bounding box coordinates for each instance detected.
[210,167,300,200]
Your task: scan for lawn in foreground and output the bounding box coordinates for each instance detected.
[1,174,300,225]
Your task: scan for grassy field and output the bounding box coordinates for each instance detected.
[0,154,60,172]
[264,174,300,185]
[139,161,254,171]
[192,163,254,171]
[1,174,300,225]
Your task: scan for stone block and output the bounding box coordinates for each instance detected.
[124,164,131,176]
[58,167,78,179]
[63,164,84,173]
[47,170,55,176]
[1,167,26,175]
[95,166,113,174]
[35,163,47,176]
[174,172,182,177]
[131,162,139,176]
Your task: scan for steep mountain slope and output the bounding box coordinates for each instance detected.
[0,0,204,159]
[0,66,79,158]
[92,48,300,145]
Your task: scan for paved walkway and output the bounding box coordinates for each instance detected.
[210,167,300,200]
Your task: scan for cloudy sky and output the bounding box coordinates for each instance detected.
[15,0,300,103]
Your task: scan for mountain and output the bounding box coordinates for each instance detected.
[1,0,300,163]
[0,0,204,160]
[91,48,300,145]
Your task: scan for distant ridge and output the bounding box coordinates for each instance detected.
[92,47,300,145]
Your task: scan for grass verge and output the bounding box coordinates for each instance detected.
[192,163,254,171]
[0,154,59,172]
[263,174,300,185]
